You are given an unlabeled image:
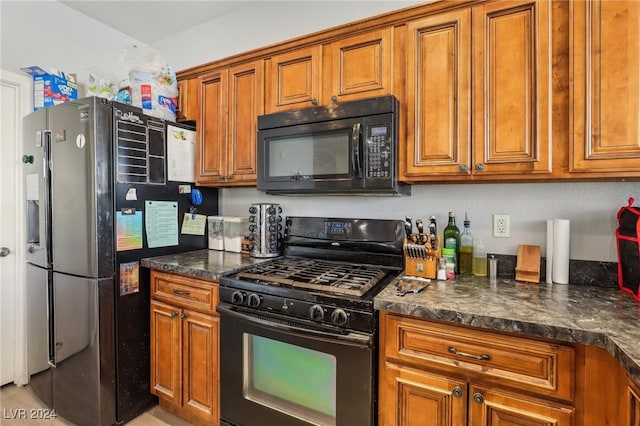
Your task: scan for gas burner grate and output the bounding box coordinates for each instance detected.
[236,258,387,296]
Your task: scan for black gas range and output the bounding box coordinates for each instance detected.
[219,216,405,334]
[218,216,404,426]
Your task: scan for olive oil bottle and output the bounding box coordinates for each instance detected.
[459,214,473,275]
[443,212,461,274]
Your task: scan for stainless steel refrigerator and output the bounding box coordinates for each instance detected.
[23,97,218,425]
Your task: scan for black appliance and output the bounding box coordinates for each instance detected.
[218,216,404,426]
[23,97,218,425]
[256,95,410,196]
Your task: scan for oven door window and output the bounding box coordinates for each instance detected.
[267,131,351,179]
[244,334,336,426]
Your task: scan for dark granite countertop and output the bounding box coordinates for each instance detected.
[140,249,271,282]
[374,275,640,385]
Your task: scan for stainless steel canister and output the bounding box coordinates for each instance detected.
[248,203,283,258]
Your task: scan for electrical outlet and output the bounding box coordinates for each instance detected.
[493,214,510,238]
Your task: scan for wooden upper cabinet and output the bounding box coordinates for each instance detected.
[266,46,321,113]
[227,60,262,184]
[323,27,393,104]
[195,60,263,186]
[472,0,552,177]
[196,70,227,185]
[176,78,198,122]
[571,0,640,175]
[403,8,472,179]
[402,0,552,182]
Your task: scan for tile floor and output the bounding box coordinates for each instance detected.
[0,384,190,426]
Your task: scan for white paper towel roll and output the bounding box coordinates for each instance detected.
[546,219,554,284]
[552,219,570,284]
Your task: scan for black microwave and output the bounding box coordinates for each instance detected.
[257,95,410,195]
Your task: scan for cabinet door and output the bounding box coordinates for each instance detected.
[150,300,182,405]
[324,28,392,103]
[472,0,552,176]
[468,385,574,426]
[403,9,472,180]
[227,61,262,184]
[571,0,640,175]
[380,362,466,426]
[196,71,228,185]
[182,309,219,422]
[629,379,640,426]
[266,46,321,113]
[177,78,198,122]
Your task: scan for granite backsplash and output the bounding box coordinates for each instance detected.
[490,253,618,288]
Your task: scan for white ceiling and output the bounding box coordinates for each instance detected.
[60,1,259,44]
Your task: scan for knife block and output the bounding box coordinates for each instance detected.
[404,236,440,279]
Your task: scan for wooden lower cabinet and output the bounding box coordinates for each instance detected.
[630,378,640,426]
[379,312,576,426]
[468,385,573,426]
[380,362,467,425]
[150,271,220,425]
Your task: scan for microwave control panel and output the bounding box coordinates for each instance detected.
[366,124,391,178]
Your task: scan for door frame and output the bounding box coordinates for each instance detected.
[1,69,31,385]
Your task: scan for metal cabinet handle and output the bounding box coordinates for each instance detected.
[452,386,463,398]
[219,176,225,180]
[448,346,491,361]
[180,313,187,319]
[173,289,191,296]
[331,95,338,103]
[0,247,11,257]
[311,98,318,106]
[459,164,469,173]
[474,163,485,172]
[473,393,485,404]
[170,311,179,318]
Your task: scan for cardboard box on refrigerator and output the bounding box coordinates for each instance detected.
[21,66,78,110]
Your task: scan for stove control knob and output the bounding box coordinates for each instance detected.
[231,291,245,305]
[248,293,261,308]
[331,309,349,326]
[309,305,325,321]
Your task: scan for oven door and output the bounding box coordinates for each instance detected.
[218,304,376,426]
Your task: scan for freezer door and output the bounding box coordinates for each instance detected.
[50,98,114,277]
[23,108,51,269]
[26,263,53,407]
[52,272,116,426]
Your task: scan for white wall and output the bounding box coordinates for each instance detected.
[1,1,635,263]
[0,1,143,93]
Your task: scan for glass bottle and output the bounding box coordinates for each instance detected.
[459,214,473,275]
[473,238,487,277]
[443,212,460,274]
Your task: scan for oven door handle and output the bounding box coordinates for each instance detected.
[217,304,373,349]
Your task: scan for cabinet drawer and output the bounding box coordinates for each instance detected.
[383,314,574,402]
[151,270,218,315]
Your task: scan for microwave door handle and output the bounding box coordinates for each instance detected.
[352,122,363,178]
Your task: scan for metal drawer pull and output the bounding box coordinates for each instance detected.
[473,393,485,404]
[173,289,192,296]
[451,386,463,398]
[170,311,178,318]
[447,346,491,361]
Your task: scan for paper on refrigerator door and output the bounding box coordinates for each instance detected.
[145,201,178,248]
[167,124,195,182]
